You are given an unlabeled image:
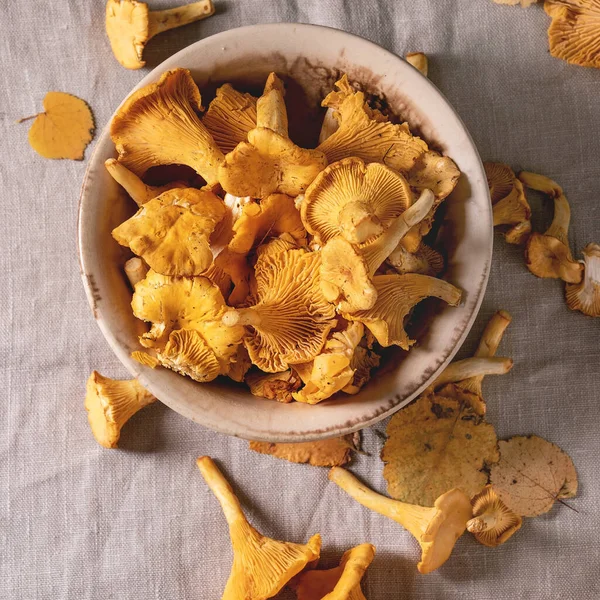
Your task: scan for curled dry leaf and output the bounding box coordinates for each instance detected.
[249,432,360,467]
[22,92,94,160]
[490,435,578,517]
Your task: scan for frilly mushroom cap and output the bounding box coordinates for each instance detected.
[110,68,224,185]
[485,162,517,203]
[196,456,321,600]
[322,75,389,123]
[545,0,600,68]
[245,369,301,402]
[302,157,413,245]
[467,485,522,547]
[202,84,258,153]
[344,274,462,349]
[202,262,233,301]
[492,178,531,227]
[131,350,159,368]
[566,243,600,316]
[214,248,253,306]
[226,345,252,382]
[317,87,428,174]
[386,243,445,276]
[222,247,337,372]
[229,194,306,255]
[292,322,364,404]
[112,188,226,277]
[105,0,150,70]
[292,543,376,600]
[525,232,583,282]
[408,150,460,201]
[342,337,381,395]
[84,371,156,448]
[405,52,429,76]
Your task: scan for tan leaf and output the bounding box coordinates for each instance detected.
[382,385,499,506]
[249,433,360,467]
[24,92,94,160]
[490,435,578,517]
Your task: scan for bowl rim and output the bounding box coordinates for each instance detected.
[78,22,493,442]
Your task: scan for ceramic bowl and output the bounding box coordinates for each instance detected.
[78,23,492,442]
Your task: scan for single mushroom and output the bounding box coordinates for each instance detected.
[328,467,472,574]
[105,158,186,206]
[344,273,462,349]
[319,189,435,312]
[105,0,215,70]
[196,456,321,599]
[386,243,444,276]
[202,84,258,154]
[110,68,224,185]
[112,188,226,277]
[291,543,376,600]
[467,485,522,547]
[302,157,413,245]
[566,243,600,316]
[405,52,429,76]
[218,73,327,198]
[545,0,600,69]
[124,257,149,288]
[221,247,337,372]
[84,371,156,448]
[519,171,583,283]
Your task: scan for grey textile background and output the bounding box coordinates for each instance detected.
[1,0,599,598]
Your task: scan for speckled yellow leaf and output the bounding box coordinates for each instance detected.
[382,384,499,506]
[490,435,578,517]
[26,92,94,160]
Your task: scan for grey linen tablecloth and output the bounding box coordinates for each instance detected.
[1,1,599,598]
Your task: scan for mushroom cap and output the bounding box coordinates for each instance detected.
[213,248,253,306]
[84,371,155,448]
[408,150,460,201]
[302,157,413,245]
[566,242,600,316]
[484,161,517,204]
[105,0,150,70]
[224,247,337,372]
[525,232,583,282]
[202,84,258,153]
[467,485,523,547]
[112,187,226,277]
[342,340,381,394]
[492,178,531,227]
[344,274,462,349]
[546,0,600,68]
[245,369,301,402]
[386,243,445,276]
[110,68,224,185]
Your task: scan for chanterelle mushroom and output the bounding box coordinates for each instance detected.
[112,187,226,277]
[245,370,301,403]
[302,157,413,245]
[566,243,600,316]
[344,273,462,349]
[197,456,321,599]
[222,245,336,372]
[545,0,600,69]
[105,158,186,206]
[85,371,156,449]
[110,68,224,185]
[105,0,215,70]
[405,52,429,76]
[291,543,376,600]
[386,243,444,276]
[218,73,327,197]
[329,467,472,574]
[467,485,522,547]
[519,171,583,283]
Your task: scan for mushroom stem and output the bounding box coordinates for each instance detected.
[433,357,513,389]
[223,308,261,328]
[466,514,496,534]
[196,456,246,525]
[124,257,149,288]
[148,0,215,38]
[338,201,384,244]
[256,73,288,136]
[318,107,340,144]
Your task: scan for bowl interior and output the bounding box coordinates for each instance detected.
[78,24,492,442]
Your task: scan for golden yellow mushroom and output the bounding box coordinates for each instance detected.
[197,456,321,599]
[291,543,376,600]
[105,0,214,70]
[386,243,444,276]
[302,157,413,245]
[341,340,381,395]
[405,52,429,76]
[105,159,186,206]
[245,370,301,403]
[219,73,327,197]
[520,171,583,283]
[566,243,600,316]
[110,68,224,185]
[84,371,156,449]
[222,247,337,372]
[203,84,258,153]
[329,467,472,574]
[467,485,522,547]
[344,274,462,349]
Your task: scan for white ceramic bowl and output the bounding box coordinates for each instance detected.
[78,23,492,442]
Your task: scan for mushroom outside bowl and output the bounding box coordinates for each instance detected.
[78,23,493,442]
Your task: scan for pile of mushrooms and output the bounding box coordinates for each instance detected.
[105,68,463,404]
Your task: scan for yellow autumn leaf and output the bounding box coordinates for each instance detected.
[23,92,94,160]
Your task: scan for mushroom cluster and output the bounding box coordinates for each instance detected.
[107,68,463,403]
